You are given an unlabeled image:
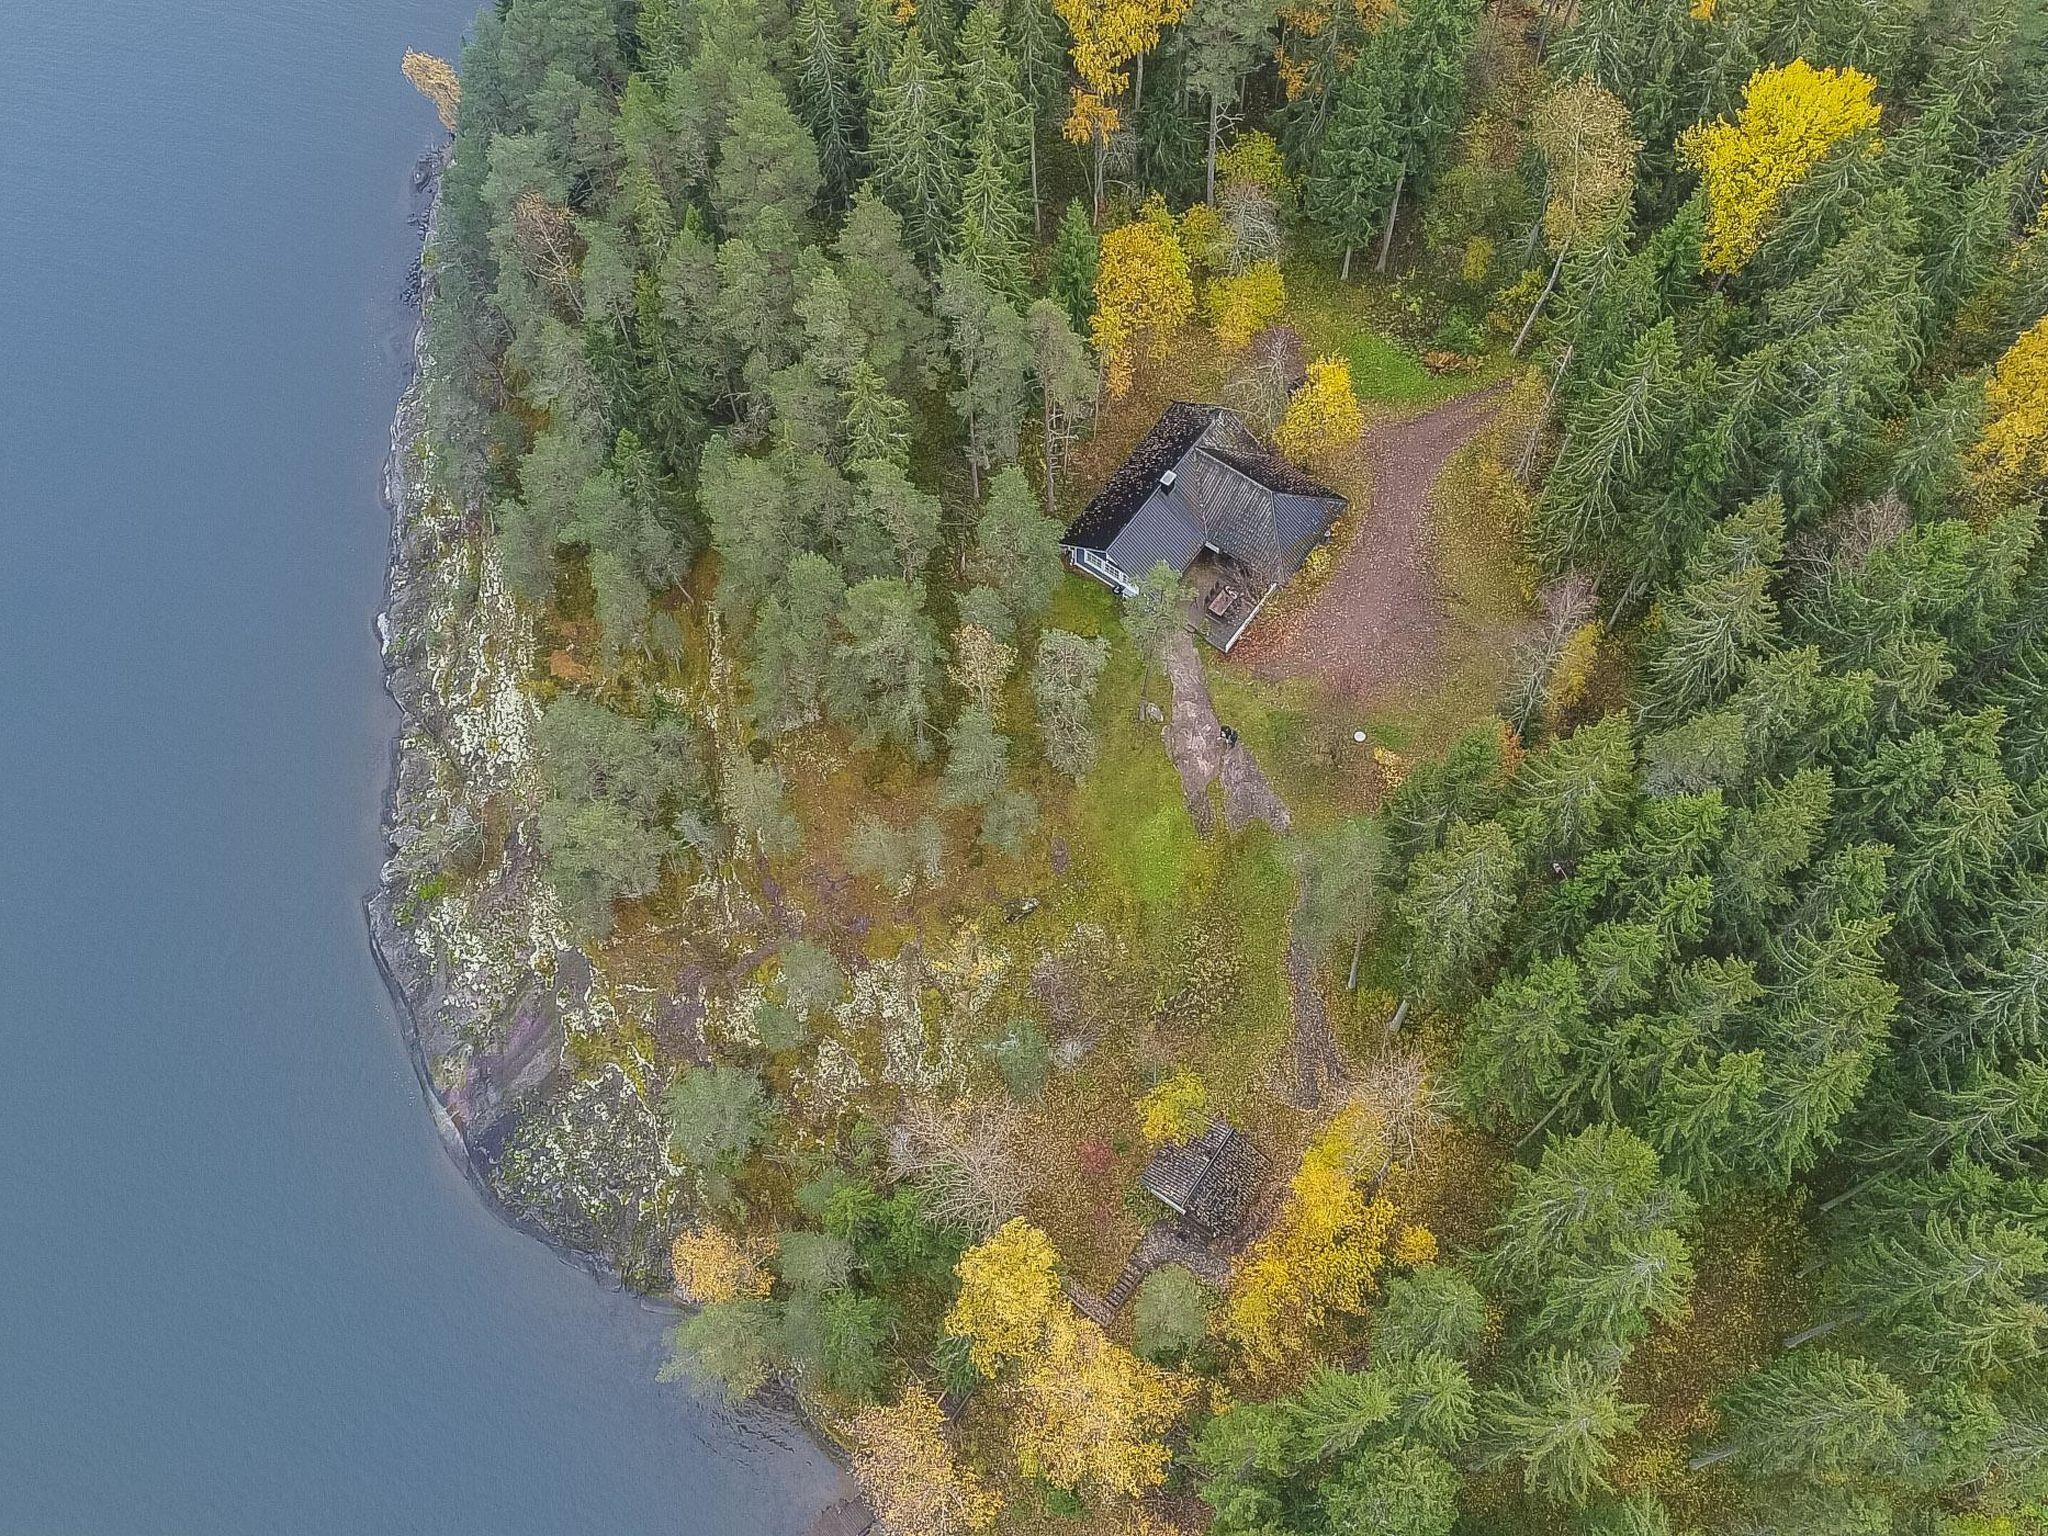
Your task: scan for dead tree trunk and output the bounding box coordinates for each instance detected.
[1514,247,1566,355]
[1376,170,1406,272]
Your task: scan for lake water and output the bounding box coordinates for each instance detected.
[0,2,844,1529]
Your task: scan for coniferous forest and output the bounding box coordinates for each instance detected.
[400,0,2048,1530]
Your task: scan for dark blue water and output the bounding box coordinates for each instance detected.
[0,3,843,1529]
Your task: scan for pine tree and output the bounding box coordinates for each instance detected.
[941,705,1015,807]
[827,577,946,758]
[966,465,1065,629]
[1027,298,1096,515]
[1181,0,1274,201]
[937,260,1032,497]
[749,553,850,733]
[714,74,826,239]
[837,184,942,392]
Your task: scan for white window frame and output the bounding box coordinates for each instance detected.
[1073,547,1135,594]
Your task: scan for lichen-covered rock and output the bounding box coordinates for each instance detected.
[368,157,686,1283]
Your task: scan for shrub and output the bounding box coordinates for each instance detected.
[991,1017,1052,1101]
[1133,1264,1214,1363]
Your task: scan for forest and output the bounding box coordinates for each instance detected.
[402,0,2048,1531]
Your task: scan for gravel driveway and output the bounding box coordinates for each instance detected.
[1236,386,1505,704]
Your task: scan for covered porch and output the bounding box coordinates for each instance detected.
[1186,550,1277,653]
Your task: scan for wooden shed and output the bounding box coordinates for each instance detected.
[1139,1120,1266,1238]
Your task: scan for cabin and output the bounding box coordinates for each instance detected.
[1060,403,1347,652]
[1139,1119,1266,1238]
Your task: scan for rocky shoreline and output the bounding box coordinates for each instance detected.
[366,145,870,1536]
[366,149,681,1287]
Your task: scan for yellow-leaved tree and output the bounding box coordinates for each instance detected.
[1010,1311,1189,1496]
[1205,261,1287,351]
[1215,1109,1403,1375]
[1136,1070,1210,1145]
[1515,77,1640,352]
[944,1217,1065,1373]
[1091,212,1195,396]
[1679,59,1882,274]
[1216,131,1292,202]
[670,1223,776,1303]
[401,49,461,134]
[1973,314,2048,493]
[1054,0,1190,214]
[1274,356,1365,464]
[847,1384,1002,1536]
[945,1218,1192,1500]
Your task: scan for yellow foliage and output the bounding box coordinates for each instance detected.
[1136,1070,1211,1145]
[1274,356,1365,463]
[1545,620,1603,723]
[1216,131,1291,200]
[1972,315,2048,493]
[1010,1312,1192,1498]
[1373,747,1412,792]
[1215,1109,1397,1374]
[945,1220,1189,1499]
[1680,59,1883,274]
[1062,87,1122,149]
[1090,216,1195,396]
[1531,77,1640,254]
[1054,0,1190,99]
[1394,1223,1439,1267]
[1181,201,1226,270]
[670,1223,775,1303]
[1275,50,1311,102]
[1205,261,1287,351]
[402,49,461,134]
[945,1217,1064,1373]
[848,1385,1002,1536]
[1461,235,1496,286]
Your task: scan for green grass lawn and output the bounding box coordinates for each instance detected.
[1282,262,1481,411]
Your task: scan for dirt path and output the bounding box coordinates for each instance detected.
[1238,385,1506,705]
[1160,631,1291,836]
[1155,630,1342,1116]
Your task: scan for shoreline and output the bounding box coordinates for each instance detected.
[362,140,869,1536]
[363,145,596,1280]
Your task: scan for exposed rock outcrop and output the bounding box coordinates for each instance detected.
[365,154,683,1287]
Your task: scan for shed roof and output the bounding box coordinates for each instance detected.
[1139,1120,1266,1236]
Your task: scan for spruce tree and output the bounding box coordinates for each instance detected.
[790,0,863,199]
[866,28,963,260]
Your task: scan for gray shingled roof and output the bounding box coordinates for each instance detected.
[1063,404,1344,579]
[1103,495,1204,577]
[1139,1120,1266,1236]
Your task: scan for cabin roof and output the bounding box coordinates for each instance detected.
[1139,1120,1266,1236]
[1062,403,1345,579]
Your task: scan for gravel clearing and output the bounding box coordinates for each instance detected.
[1236,385,1506,705]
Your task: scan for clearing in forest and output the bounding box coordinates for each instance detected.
[1234,384,1513,712]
